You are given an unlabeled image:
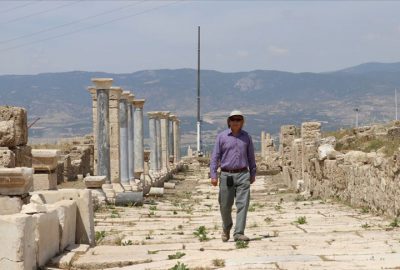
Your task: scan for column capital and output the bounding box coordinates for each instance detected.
[169,114,177,121]
[121,91,130,100]
[132,99,146,108]
[91,78,113,89]
[128,93,135,103]
[158,111,170,119]
[147,111,159,119]
[109,86,123,100]
[87,86,97,99]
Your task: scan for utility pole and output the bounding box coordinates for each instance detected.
[394,88,398,121]
[354,107,360,128]
[196,26,203,157]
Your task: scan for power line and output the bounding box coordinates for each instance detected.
[2,1,83,25]
[0,0,146,45]
[0,2,37,15]
[0,1,183,52]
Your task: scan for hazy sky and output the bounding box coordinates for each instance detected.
[1,0,400,75]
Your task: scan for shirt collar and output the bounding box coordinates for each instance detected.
[227,128,243,136]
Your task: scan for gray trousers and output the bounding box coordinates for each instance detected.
[218,170,251,237]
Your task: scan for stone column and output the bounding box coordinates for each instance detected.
[119,91,131,190]
[159,111,170,171]
[147,112,158,172]
[155,113,162,171]
[176,119,181,162]
[171,115,179,164]
[169,114,175,163]
[108,87,123,184]
[133,99,146,179]
[88,87,98,175]
[90,78,113,184]
[127,93,135,182]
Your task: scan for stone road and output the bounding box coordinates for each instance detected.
[72,163,400,269]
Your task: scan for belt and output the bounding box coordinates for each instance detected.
[221,167,248,173]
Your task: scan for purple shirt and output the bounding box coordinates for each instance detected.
[210,128,256,179]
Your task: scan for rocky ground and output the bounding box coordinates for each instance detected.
[60,162,400,270]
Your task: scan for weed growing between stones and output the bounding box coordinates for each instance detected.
[193,226,209,242]
[295,216,307,224]
[169,261,189,270]
[212,258,225,267]
[95,231,106,243]
[235,240,249,249]
[361,223,371,229]
[168,251,186,260]
[389,218,400,228]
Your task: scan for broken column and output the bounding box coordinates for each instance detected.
[119,91,131,190]
[261,131,266,159]
[32,149,59,190]
[279,125,298,167]
[133,99,145,180]
[159,111,170,172]
[301,122,322,193]
[148,112,159,172]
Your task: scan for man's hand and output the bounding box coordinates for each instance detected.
[250,176,256,184]
[211,178,218,186]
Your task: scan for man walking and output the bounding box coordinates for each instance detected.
[210,110,256,242]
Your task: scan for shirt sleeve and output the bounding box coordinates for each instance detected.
[247,134,257,178]
[210,134,221,179]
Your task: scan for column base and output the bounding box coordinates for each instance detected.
[112,183,125,193]
[122,184,132,191]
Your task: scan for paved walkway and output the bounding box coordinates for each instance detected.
[72,163,400,269]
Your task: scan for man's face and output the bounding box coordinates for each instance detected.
[229,115,244,130]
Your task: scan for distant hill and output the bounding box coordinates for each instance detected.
[1,62,400,150]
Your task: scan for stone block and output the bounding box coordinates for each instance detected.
[32,149,60,172]
[0,147,15,167]
[21,203,47,214]
[46,200,77,251]
[33,210,60,267]
[0,106,28,146]
[33,172,57,191]
[0,167,33,196]
[30,189,95,246]
[0,195,22,214]
[84,175,106,188]
[10,145,32,167]
[0,214,36,270]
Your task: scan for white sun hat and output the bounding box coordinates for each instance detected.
[229,110,244,118]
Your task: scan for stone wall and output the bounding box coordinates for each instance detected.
[277,121,400,217]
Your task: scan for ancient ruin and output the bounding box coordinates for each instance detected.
[1,78,400,269]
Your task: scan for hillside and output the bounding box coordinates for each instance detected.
[1,62,400,150]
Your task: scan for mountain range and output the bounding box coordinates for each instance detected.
[1,61,400,151]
